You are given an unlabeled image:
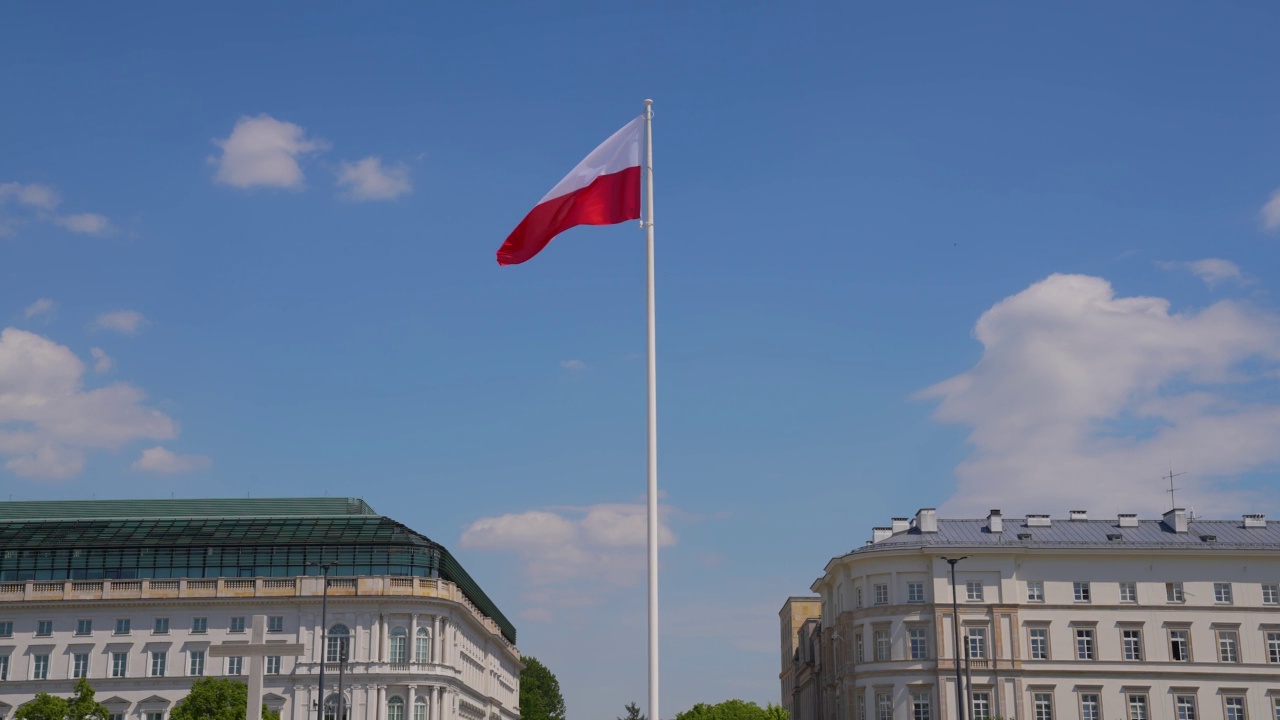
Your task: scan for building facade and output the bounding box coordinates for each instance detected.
[0,498,522,720]
[784,508,1280,720]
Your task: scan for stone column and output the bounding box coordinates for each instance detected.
[382,616,391,663]
[407,686,417,720]
[432,616,440,663]
[376,686,386,720]
[409,615,418,663]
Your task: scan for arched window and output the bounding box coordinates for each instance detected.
[326,624,350,663]
[414,697,428,720]
[324,694,348,720]
[390,627,408,664]
[387,697,405,720]
[416,627,432,664]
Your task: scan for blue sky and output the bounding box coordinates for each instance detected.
[3,2,1280,718]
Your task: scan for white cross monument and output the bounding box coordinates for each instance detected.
[209,615,306,720]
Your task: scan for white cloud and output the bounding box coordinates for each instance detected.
[0,182,60,210]
[1263,189,1280,231]
[1156,258,1247,288]
[131,446,211,474]
[560,359,588,371]
[23,298,56,320]
[335,157,412,201]
[90,347,112,373]
[54,213,112,235]
[1,181,111,238]
[212,115,327,189]
[0,327,177,480]
[918,274,1280,517]
[93,310,146,336]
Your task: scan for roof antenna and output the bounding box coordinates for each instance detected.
[1164,466,1186,510]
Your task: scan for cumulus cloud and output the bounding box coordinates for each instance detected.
[93,310,146,335]
[0,327,177,480]
[0,181,110,237]
[461,503,676,619]
[0,182,60,210]
[1156,258,1247,288]
[212,115,327,189]
[1263,189,1280,231]
[131,446,211,474]
[90,347,112,373]
[918,274,1280,517]
[54,213,112,235]
[335,157,412,201]
[560,359,588,371]
[23,298,56,321]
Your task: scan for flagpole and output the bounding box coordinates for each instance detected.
[643,98,660,720]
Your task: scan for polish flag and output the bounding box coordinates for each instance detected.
[496,116,644,266]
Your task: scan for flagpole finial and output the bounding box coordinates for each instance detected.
[644,98,653,105]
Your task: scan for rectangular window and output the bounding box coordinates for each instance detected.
[150,651,167,677]
[907,582,925,603]
[229,617,246,634]
[1127,695,1148,720]
[1169,629,1190,661]
[36,620,52,637]
[1175,695,1196,720]
[189,651,205,676]
[1215,582,1234,604]
[972,693,991,720]
[1166,582,1185,603]
[1264,583,1280,605]
[76,619,92,636]
[911,692,931,720]
[1027,581,1044,602]
[909,628,929,659]
[874,584,889,605]
[146,713,162,720]
[112,652,128,677]
[876,693,892,720]
[0,654,8,681]
[1033,693,1054,720]
[874,629,890,661]
[966,581,983,602]
[1028,628,1048,660]
[268,616,284,633]
[1218,630,1240,662]
[0,622,11,638]
[227,656,243,675]
[855,586,863,608]
[154,617,169,634]
[1225,697,1246,720]
[855,633,864,662]
[33,654,49,680]
[1073,582,1091,602]
[72,653,89,679]
[1075,628,1095,660]
[192,617,207,634]
[967,627,987,659]
[1267,631,1280,663]
[1119,582,1137,603]
[857,692,866,720]
[115,618,131,635]
[110,715,124,720]
[1122,629,1143,661]
[266,656,281,674]
[1080,694,1100,720]
[1273,697,1280,720]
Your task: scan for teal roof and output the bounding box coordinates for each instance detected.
[0,497,377,520]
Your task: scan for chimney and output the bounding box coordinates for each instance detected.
[1069,510,1088,521]
[987,509,1003,533]
[872,527,893,543]
[1163,508,1188,534]
[1244,514,1267,529]
[891,517,911,534]
[915,508,938,533]
[1118,513,1139,528]
[1026,514,1051,527]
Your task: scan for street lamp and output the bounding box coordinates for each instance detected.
[307,561,337,720]
[943,557,969,720]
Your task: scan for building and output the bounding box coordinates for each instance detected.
[0,498,522,720]
[780,597,821,720]
[783,507,1280,720]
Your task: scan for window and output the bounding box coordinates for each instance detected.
[1027,581,1044,602]
[1225,697,1246,720]
[911,692,931,720]
[855,633,864,662]
[1166,582,1185,603]
[115,618,131,635]
[72,653,89,678]
[0,654,8,680]
[1267,631,1280,663]
[1175,695,1197,720]
[967,627,987,659]
[111,715,124,720]
[33,654,49,680]
[151,651,167,677]
[268,616,284,633]
[388,697,405,720]
[1028,628,1048,659]
[414,697,428,720]
[189,651,205,676]
[907,581,925,603]
[1169,628,1191,661]
[76,619,92,635]
[855,587,863,608]
[874,629,890,661]
[1264,584,1279,605]
[111,652,127,677]
[154,617,169,634]
[1075,628,1095,660]
[1127,694,1148,720]
[0,622,11,637]
[324,694,347,720]
[390,627,408,664]
[1122,629,1143,661]
[229,617,246,633]
[1218,629,1240,662]
[966,581,983,602]
[416,627,431,663]
[909,628,929,659]
[227,656,243,675]
[972,693,991,720]
[1080,694,1100,720]
[877,693,892,720]
[1215,583,1234,604]
[1119,582,1137,603]
[1273,697,1280,720]
[874,584,889,605]
[327,624,351,663]
[192,617,207,634]
[1033,692,1054,720]
[36,620,52,637]
[857,692,866,720]
[266,656,281,674]
[1073,582,1091,602]
[146,713,162,720]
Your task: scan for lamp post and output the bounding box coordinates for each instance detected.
[943,557,968,720]
[307,561,336,720]
[337,643,348,720]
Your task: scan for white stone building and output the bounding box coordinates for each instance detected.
[785,508,1280,720]
[0,498,522,720]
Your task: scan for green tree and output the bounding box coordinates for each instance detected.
[619,703,646,720]
[16,679,109,720]
[519,656,566,720]
[674,700,787,720]
[171,678,280,720]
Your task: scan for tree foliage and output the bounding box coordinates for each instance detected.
[619,703,646,720]
[674,700,788,720]
[519,656,566,720]
[16,679,109,720]
[171,678,280,720]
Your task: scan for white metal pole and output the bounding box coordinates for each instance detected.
[643,98,659,720]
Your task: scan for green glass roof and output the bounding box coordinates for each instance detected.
[0,497,377,520]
